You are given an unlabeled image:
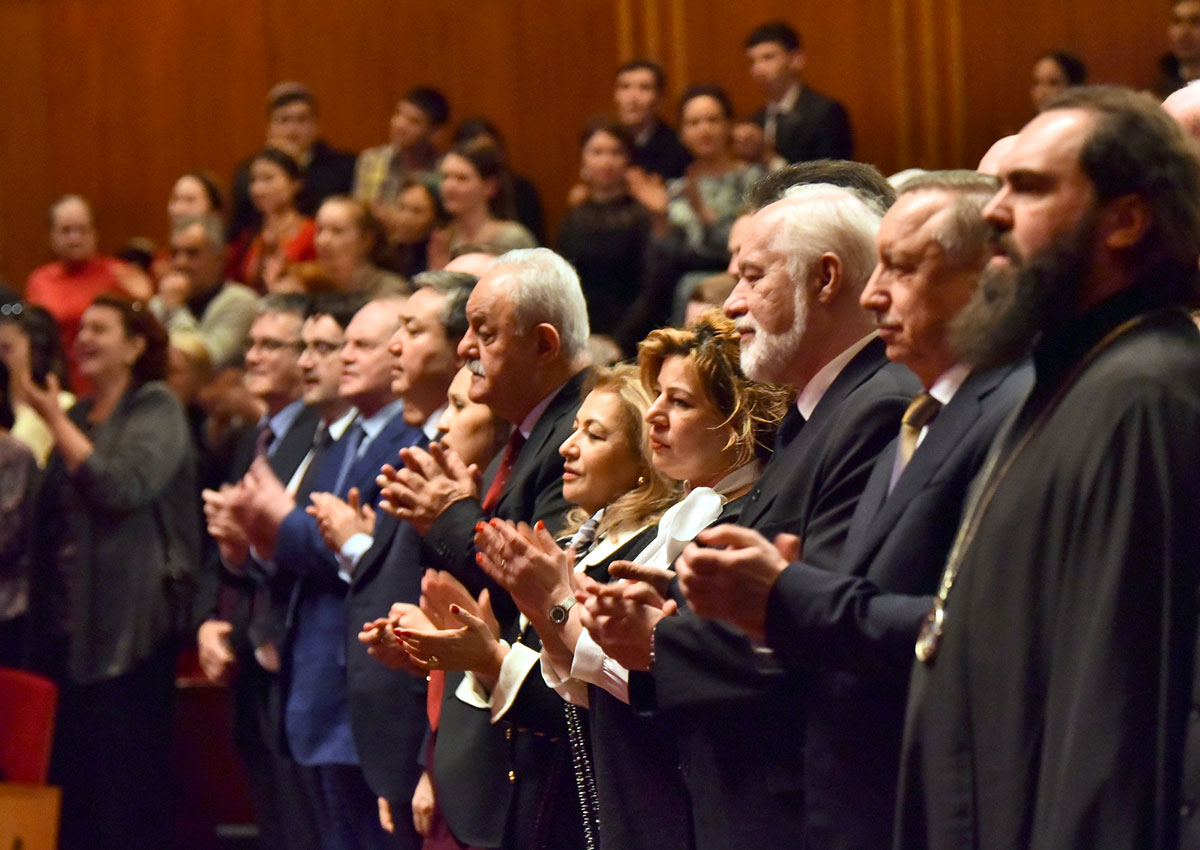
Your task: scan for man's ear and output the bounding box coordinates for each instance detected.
[812,252,843,305]
[533,323,562,361]
[791,49,806,76]
[1100,193,1151,251]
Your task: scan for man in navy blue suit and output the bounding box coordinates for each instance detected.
[238,295,423,850]
[672,171,1031,850]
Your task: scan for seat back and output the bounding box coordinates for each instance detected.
[0,668,58,784]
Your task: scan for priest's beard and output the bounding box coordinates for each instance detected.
[950,212,1094,371]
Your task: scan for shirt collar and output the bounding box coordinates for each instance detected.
[263,398,305,443]
[927,363,972,406]
[794,332,876,420]
[422,403,447,440]
[327,406,359,441]
[518,379,569,440]
[769,81,803,114]
[358,398,405,447]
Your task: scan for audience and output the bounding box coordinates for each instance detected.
[229,82,356,242]
[744,21,853,163]
[1030,50,1088,111]
[313,195,410,296]
[557,117,653,346]
[27,294,199,850]
[10,28,1200,850]
[25,195,153,390]
[613,59,692,180]
[427,137,537,270]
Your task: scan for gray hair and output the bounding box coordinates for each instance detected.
[762,183,883,297]
[171,212,227,250]
[897,170,999,267]
[412,270,477,340]
[487,248,590,360]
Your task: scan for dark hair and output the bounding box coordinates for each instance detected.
[252,147,304,183]
[445,137,515,219]
[267,81,316,114]
[1043,85,1200,304]
[117,237,157,273]
[616,59,666,93]
[678,84,735,124]
[745,21,802,52]
[405,86,450,128]
[747,159,897,213]
[89,294,170,388]
[578,115,635,156]
[308,292,367,329]
[0,360,14,431]
[175,170,226,213]
[453,117,507,154]
[411,270,477,340]
[0,301,69,389]
[1038,51,1088,86]
[257,292,313,321]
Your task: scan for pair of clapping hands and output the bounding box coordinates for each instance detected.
[357,569,506,689]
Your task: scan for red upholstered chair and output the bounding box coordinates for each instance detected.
[0,668,58,784]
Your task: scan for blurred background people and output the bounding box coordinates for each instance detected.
[1030,50,1088,111]
[239,147,318,289]
[313,196,410,295]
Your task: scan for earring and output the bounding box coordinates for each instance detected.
[637,475,646,487]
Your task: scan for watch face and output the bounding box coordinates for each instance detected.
[550,605,567,624]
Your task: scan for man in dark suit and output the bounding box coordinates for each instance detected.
[673,172,1033,850]
[745,21,853,164]
[379,248,593,850]
[614,59,691,180]
[582,181,915,849]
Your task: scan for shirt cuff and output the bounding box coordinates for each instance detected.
[455,670,493,710]
[336,533,374,583]
[571,628,630,703]
[540,650,589,707]
[489,642,542,722]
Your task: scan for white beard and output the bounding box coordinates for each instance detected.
[738,288,808,384]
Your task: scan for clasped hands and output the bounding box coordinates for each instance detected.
[307,486,376,553]
[376,442,481,536]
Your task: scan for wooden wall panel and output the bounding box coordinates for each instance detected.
[0,0,1179,288]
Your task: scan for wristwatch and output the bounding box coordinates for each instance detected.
[548,595,577,625]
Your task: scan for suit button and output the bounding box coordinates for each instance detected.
[507,770,516,782]
[505,727,513,740]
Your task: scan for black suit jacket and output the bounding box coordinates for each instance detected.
[753,86,854,164]
[762,361,1032,850]
[425,369,589,849]
[633,121,692,180]
[634,339,918,850]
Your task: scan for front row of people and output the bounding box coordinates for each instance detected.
[15,84,1200,850]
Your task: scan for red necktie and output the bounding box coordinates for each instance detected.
[481,430,526,514]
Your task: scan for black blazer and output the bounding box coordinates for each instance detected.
[635,339,918,850]
[343,509,427,850]
[762,361,1032,850]
[752,86,854,164]
[425,369,589,848]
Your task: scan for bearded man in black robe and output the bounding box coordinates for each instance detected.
[895,86,1200,850]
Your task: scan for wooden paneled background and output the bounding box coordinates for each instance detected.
[0,0,1169,287]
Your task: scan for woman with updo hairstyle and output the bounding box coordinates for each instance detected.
[313,194,411,295]
[23,293,199,850]
[427,136,536,269]
[378,176,447,277]
[472,311,789,850]
[167,170,225,221]
[238,146,317,288]
[557,116,654,346]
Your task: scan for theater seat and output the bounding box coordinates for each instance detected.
[0,668,58,784]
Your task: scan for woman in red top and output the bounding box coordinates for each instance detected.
[238,147,316,290]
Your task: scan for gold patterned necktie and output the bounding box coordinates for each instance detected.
[897,392,943,470]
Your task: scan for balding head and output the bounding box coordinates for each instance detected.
[1163,80,1200,141]
[977,135,1018,176]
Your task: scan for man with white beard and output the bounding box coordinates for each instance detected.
[589,180,919,849]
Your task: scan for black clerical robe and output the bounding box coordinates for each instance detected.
[896,292,1200,850]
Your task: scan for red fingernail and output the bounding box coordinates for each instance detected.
[476,552,484,565]
[536,520,546,530]
[450,604,461,614]
[475,522,484,533]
